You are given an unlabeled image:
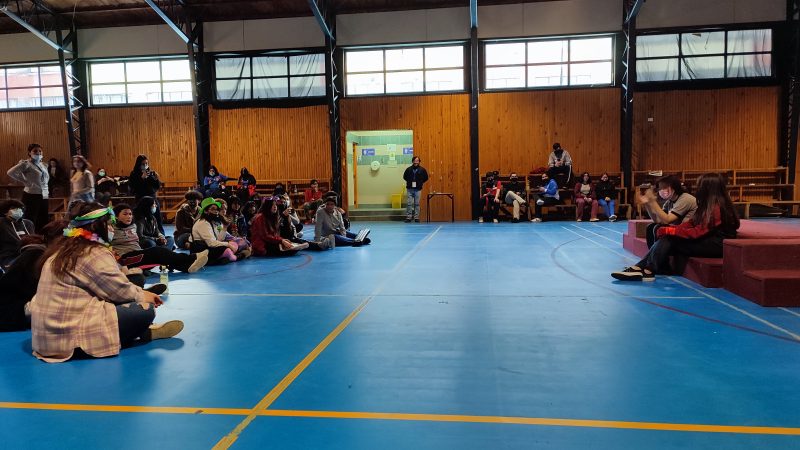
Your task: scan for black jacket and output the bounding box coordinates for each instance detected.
[595,180,617,200]
[504,180,524,196]
[403,165,429,190]
[0,243,44,331]
[128,169,161,199]
[0,217,35,266]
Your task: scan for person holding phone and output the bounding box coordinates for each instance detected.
[638,175,697,248]
[402,156,429,223]
[128,154,165,233]
[29,203,183,363]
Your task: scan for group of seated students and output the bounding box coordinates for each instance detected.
[477,169,621,223]
[0,176,371,363]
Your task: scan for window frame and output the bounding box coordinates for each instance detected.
[87,55,193,107]
[481,33,617,93]
[0,62,69,111]
[211,48,328,106]
[343,41,469,98]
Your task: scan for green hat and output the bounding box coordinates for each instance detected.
[199,197,222,215]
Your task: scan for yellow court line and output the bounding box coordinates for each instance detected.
[2,402,799,436]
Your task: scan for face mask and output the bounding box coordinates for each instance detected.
[10,209,24,220]
[98,171,106,177]
[209,171,215,176]
[150,206,157,214]
[142,164,149,171]
[32,155,43,162]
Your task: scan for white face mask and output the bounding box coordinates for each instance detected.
[32,154,43,162]
[142,164,149,171]
[150,206,157,214]
[98,171,106,177]
[10,209,24,220]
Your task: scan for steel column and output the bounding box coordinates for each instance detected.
[620,0,643,192]
[781,0,800,187]
[469,0,480,219]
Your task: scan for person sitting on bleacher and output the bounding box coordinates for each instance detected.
[503,172,526,223]
[95,168,118,205]
[531,172,561,223]
[0,199,35,269]
[573,172,599,222]
[547,143,573,185]
[174,190,203,250]
[478,171,502,223]
[133,196,174,250]
[251,196,309,256]
[639,175,698,249]
[111,203,208,274]
[236,167,257,202]
[302,179,325,223]
[201,165,228,198]
[613,173,738,282]
[595,172,618,222]
[190,198,244,264]
[315,196,370,247]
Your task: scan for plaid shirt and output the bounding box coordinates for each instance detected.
[31,245,145,363]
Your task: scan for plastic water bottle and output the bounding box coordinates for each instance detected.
[159,265,169,295]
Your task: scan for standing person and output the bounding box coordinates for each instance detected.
[68,155,95,211]
[236,167,257,202]
[639,175,698,248]
[173,190,203,249]
[595,172,618,222]
[7,144,49,231]
[315,196,370,247]
[573,172,599,222]
[47,158,67,197]
[128,154,164,232]
[30,203,183,363]
[503,172,527,223]
[402,157,429,223]
[0,199,35,268]
[547,142,573,185]
[530,172,561,223]
[477,171,502,223]
[302,179,325,223]
[612,173,739,281]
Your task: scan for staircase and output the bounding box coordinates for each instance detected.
[349,205,407,222]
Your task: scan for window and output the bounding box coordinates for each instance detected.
[484,36,614,90]
[214,53,326,101]
[89,58,192,105]
[344,44,465,96]
[636,28,772,82]
[0,64,69,110]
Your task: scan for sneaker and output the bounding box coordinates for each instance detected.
[609,215,617,222]
[531,217,542,223]
[414,218,420,223]
[590,218,599,222]
[492,218,498,223]
[478,217,484,223]
[145,283,167,295]
[611,270,643,281]
[354,228,370,243]
[511,218,519,223]
[536,199,544,206]
[187,249,209,273]
[404,218,411,223]
[147,320,184,341]
[577,218,582,222]
[238,248,252,259]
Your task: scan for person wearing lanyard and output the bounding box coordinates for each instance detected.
[402,156,429,223]
[6,144,50,232]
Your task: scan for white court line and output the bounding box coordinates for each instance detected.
[594,223,625,235]
[563,226,800,342]
[561,226,637,262]
[569,224,622,245]
[780,308,800,319]
[168,292,702,300]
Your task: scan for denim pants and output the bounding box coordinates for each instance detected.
[598,199,616,218]
[406,188,421,219]
[116,303,156,348]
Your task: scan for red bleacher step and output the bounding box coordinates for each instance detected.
[736,270,800,307]
[724,239,800,307]
[683,257,724,288]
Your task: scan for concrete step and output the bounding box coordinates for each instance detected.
[349,207,407,222]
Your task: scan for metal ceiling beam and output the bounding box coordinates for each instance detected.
[0,1,67,52]
[625,0,644,24]
[620,0,644,195]
[308,0,334,41]
[143,0,190,44]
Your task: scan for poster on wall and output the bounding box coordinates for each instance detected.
[403,147,414,155]
[361,148,375,156]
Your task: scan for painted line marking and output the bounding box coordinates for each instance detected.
[1,402,799,436]
[780,308,800,320]
[166,292,702,300]
[213,226,442,449]
[569,224,626,245]
[593,223,625,235]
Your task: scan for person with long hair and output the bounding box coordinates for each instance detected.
[236,167,257,202]
[29,203,183,362]
[68,155,95,211]
[595,172,618,222]
[278,196,332,251]
[47,157,68,197]
[133,196,174,250]
[573,172,599,222]
[201,165,228,198]
[612,173,739,281]
[6,144,49,231]
[128,154,164,231]
[190,198,241,264]
[251,196,309,256]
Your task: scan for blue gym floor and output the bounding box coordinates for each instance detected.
[2,219,800,449]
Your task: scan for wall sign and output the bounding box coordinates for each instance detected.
[361,148,375,156]
[403,147,414,155]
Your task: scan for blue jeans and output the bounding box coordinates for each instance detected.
[598,199,616,217]
[406,188,421,219]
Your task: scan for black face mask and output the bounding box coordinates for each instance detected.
[274,186,286,196]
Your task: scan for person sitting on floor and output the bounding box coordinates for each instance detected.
[279,196,332,251]
[189,198,244,264]
[243,200,259,239]
[639,175,698,248]
[302,179,325,223]
[478,171,502,223]
[174,190,203,250]
[251,196,309,256]
[315,196,370,247]
[0,199,35,269]
[320,190,351,230]
[134,196,174,250]
[216,197,252,259]
[530,171,561,222]
[573,172,599,222]
[111,203,208,273]
[29,203,183,363]
[503,172,526,223]
[595,172,618,222]
[612,173,739,282]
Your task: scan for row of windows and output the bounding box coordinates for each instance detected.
[0,28,774,109]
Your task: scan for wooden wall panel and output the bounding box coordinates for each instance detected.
[633,87,780,171]
[0,109,69,184]
[479,88,620,177]
[341,94,471,221]
[209,106,330,182]
[86,105,196,181]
